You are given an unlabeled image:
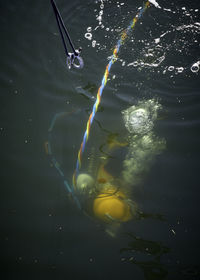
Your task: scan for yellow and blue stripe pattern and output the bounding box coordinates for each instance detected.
[73,1,150,187]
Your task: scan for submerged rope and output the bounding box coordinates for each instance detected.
[73,1,150,186]
[47,112,81,209]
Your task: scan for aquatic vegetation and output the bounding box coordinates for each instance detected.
[120,233,170,280]
[75,82,98,101]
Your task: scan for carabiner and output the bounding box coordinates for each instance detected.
[73,55,84,69]
[51,1,84,71]
[66,48,84,70]
[66,53,74,70]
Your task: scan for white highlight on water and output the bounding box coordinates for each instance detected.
[149,0,161,9]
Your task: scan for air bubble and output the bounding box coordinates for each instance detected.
[191,62,199,73]
[97,15,102,21]
[168,66,174,71]
[87,27,92,32]
[92,40,96,47]
[154,38,160,44]
[176,67,184,73]
[85,33,92,40]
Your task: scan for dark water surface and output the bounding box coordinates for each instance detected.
[1,0,200,279]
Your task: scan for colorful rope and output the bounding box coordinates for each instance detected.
[73,1,150,186]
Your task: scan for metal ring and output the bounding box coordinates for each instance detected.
[73,56,84,69]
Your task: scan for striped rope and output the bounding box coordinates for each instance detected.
[73,1,150,187]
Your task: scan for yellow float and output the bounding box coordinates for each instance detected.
[93,186,132,223]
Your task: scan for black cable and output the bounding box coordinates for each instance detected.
[50,0,77,56]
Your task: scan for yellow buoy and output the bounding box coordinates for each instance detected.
[93,186,132,223]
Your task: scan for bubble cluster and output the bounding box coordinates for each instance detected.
[97,2,104,26]
[121,99,165,186]
[84,0,106,48]
[127,6,200,76]
[84,1,199,75]
[122,99,161,136]
[84,0,127,50]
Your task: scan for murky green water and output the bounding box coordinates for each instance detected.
[1,0,200,279]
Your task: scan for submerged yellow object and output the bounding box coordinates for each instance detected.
[93,187,132,223]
